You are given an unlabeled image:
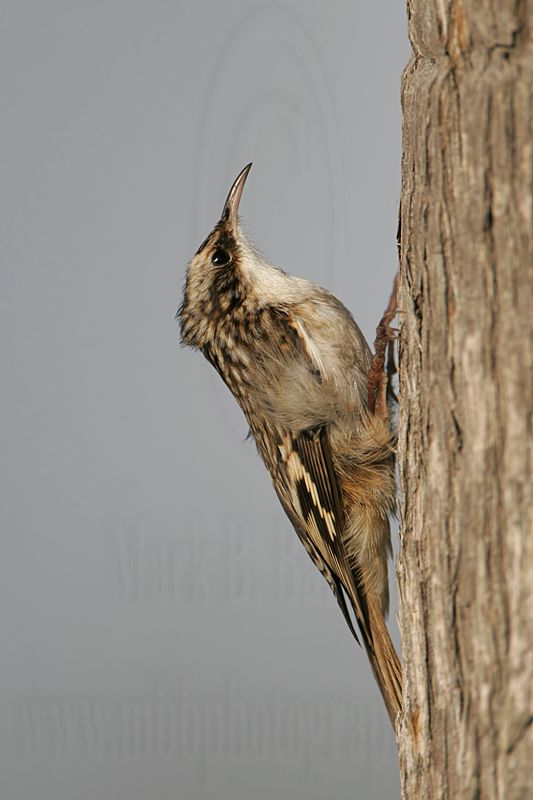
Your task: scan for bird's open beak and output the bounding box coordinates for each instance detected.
[221,163,252,227]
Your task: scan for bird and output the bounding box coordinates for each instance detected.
[178,163,402,727]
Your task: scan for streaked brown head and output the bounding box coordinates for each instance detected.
[178,164,252,348]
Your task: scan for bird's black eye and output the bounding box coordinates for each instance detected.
[211,248,231,267]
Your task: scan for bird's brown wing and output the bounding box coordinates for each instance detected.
[260,306,380,646]
[275,486,360,643]
[276,426,373,644]
[275,423,401,726]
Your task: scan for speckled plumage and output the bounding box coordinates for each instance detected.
[178,165,402,726]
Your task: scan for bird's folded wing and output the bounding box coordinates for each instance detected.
[275,487,360,643]
[277,424,373,647]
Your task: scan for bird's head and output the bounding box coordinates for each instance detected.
[179,163,258,349]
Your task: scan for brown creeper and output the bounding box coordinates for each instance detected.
[178,164,402,726]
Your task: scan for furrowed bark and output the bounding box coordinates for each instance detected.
[397,2,533,798]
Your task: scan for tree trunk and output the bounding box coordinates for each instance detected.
[397,3,533,798]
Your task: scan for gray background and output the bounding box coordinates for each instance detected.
[1,2,410,798]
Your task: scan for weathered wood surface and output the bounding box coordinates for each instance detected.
[397,2,533,798]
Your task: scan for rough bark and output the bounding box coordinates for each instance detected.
[397,2,533,798]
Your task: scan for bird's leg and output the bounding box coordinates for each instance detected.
[367,274,398,419]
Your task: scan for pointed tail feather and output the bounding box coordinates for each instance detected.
[362,596,402,728]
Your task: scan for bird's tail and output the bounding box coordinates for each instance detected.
[362,596,402,729]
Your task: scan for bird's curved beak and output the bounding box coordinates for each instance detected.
[221,163,252,227]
